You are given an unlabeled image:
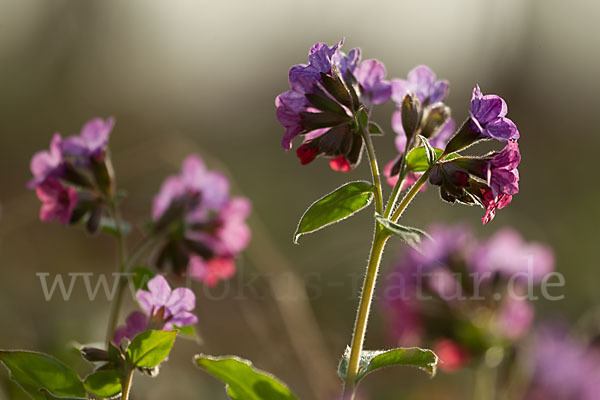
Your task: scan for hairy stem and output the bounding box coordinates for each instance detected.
[342,227,390,399]
[121,367,135,400]
[390,168,432,222]
[360,123,384,214]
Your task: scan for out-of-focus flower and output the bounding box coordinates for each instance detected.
[382,224,555,371]
[113,311,148,345]
[35,178,78,225]
[61,117,114,160]
[471,228,555,284]
[470,86,519,141]
[433,339,471,372]
[189,256,236,287]
[152,155,251,284]
[28,134,65,189]
[28,117,117,229]
[525,327,600,400]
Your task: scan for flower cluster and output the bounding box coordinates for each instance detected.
[382,224,555,371]
[114,275,197,344]
[275,39,391,171]
[151,155,251,286]
[28,118,116,231]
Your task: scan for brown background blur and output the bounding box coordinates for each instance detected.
[1,0,599,399]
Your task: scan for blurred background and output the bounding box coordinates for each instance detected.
[0,0,599,398]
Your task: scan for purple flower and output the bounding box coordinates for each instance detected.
[35,178,78,225]
[61,117,114,159]
[152,155,251,282]
[470,86,519,141]
[277,40,346,151]
[113,311,148,345]
[28,134,65,189]
[276,40,391,172]
[390,65,449,137]
[136,275,198,330]
[526,327,600,400]
[391,65,449,105]
[353,59,391,105]
[471,228,555,284]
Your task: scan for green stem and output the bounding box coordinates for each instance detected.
[390,167,432,222]
[106,203,128,346]
[360,122,384,214]
[121,367,135,400]
[342,227,390,399]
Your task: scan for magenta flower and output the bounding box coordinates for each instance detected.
[136,275,198,330]
[113,311,148,345]
[479,141,520,223]
[152,154,251,282]
[61,117,115,159]
[470,86,519,141]
[35,178,77,225]
[28,134,65,189]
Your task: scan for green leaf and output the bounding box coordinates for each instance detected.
[100,217,132,237]
[338,346,439,385]
[355,107,369,130]
[130,266,156,291]
[126,330,177,368]
[418,135,437,166]
[0,351,86,400]
[173,324,201,343]
[84,370,122,398]
[293,181,375,244]
[194,355,298,400]
[368,121,384,135]
[405,146,444,172]
[40,389,86,400]
[375,215,431,251]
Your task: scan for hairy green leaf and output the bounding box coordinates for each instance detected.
[126,330,177,368]
[195,355,298,400]
[294,181,375,244]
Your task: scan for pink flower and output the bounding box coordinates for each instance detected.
[28,134,65,189]
[136,275,198,330]
[35,178,77,225]
[189,256,236,287]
